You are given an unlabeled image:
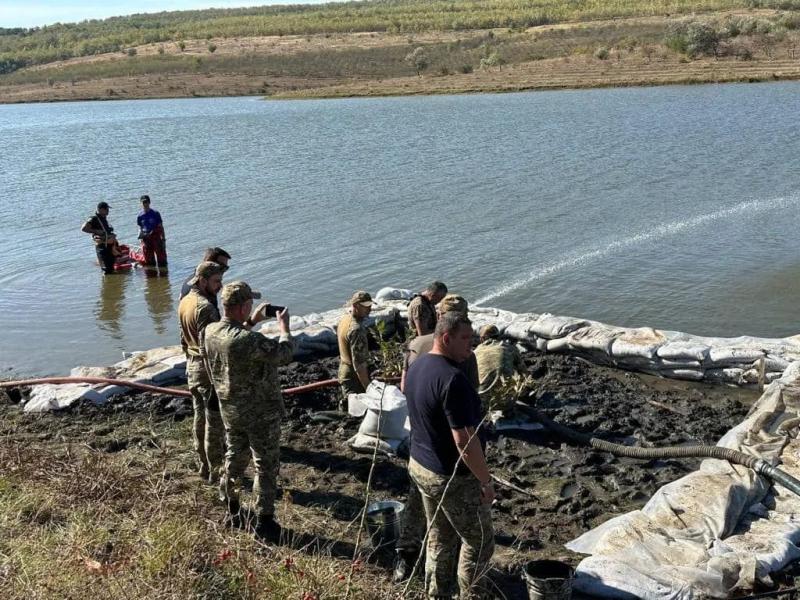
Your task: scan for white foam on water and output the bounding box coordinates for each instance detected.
[475,195,799,306]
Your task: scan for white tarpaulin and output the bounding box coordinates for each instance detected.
[567,362,800,599]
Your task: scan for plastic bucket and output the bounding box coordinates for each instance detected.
[523,560,574,600]
[365,500,404,550]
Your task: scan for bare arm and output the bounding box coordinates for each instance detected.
[452,426,495,504]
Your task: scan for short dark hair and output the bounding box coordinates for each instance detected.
[202,247,231,263]
[140,194,151,203]
[434,312,471,339]
[426,281,448,295]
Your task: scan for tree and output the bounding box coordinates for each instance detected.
[480,50,505,70]
[405,46,428,76]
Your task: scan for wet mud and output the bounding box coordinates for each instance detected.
[2,351,764,598]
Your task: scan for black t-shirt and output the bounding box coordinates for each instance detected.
[84,213,114,244]
[406,352,484,476]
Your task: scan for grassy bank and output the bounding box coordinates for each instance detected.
[1,4,800,103]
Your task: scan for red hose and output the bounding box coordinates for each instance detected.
[0,376,342,398]
[0,375,400,399]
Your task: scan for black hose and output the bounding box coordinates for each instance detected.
[526,406,800,498]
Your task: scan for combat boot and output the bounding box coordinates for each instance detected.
[392,548,418,583]
[255,514,282,543]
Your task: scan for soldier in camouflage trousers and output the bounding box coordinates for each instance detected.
[178,261,225,482]
[203,281,294,539]
[337,291,373,408]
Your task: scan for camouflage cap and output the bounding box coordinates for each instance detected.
[347,290,373,307]
[221,280,262,307]
[480,324,500,339]
[437,294,468,316]
[189,261,224,285]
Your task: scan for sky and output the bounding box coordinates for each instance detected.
[0,1,335,28]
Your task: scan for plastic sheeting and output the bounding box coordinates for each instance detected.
[567,362,800,599]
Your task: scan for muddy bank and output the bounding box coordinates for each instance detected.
[1,350,764,597]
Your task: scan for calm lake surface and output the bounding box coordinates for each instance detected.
[2,83,800,376]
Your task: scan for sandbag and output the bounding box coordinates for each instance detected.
[708,347,765,367]
[568,324,624,356]
[611,328,667,360]
[374,287,413,301]
[24,384,104,412]
[705,368,745,385]
[530,313,590,340]
[659,368,705,382]
[503,313,540,341]
[657,341,710,363]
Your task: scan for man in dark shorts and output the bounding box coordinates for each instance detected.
[405,312,495,599]
[81,201,116,274]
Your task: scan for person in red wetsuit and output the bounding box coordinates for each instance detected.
[137,194,167,267]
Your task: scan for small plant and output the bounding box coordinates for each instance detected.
[371,321,405,379]
[126,47,137,57]
[207,43,217,53]
[594,46,609,60]
[460,63,473,74]
[404,46,429,76]
[157,46,165,55]
[177,41,186,52]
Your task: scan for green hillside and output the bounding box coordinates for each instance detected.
[3,0,800,74]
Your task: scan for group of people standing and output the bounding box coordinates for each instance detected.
[99,224,526,597]
[82,196,167,274]
[335,281,528,599]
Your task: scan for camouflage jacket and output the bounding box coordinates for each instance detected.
[178,288,220,359]
[337,312,370,370]
[407,295,437,335]
[474,338,525,394]
[202,318,294,416]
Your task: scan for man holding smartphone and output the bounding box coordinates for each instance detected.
[203,281,294,541]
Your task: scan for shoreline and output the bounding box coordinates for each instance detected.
[2,63,799,105]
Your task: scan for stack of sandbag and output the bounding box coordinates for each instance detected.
[23,346,187,412]
[347,381,409,456]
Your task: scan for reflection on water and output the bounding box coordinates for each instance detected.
[143,268,173,334]
[95,272,130,339]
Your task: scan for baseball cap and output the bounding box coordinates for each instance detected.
[189,261,224,285]
[347,290,373,307]
[480,324,500,339]
[97,201,110,210]
[221,280,262,307]
[437,294,468,316]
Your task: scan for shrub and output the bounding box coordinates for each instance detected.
[207,43,217,53]
[459,64,473,73]
[157,45,165,55]
[685,22,720,57]
[126,47,137,57]
[594,46,609,60]
[177,41,186,51]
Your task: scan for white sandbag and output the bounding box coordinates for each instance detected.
[535,336,548,352]
[503,313,540,341]
[94,384,131,401]
[530,313,590,340]
[347,432,405,456]
[70,365,118,378]
[113,345,183,371]
[657,341,710,363]
[374,287,413,301]
[611,328,667,360]
[23,383,104,412]
[568,324,624,356]
[545,337,571,353]
[128,363,185,385]
[353,381,409,441]
[705,368,745,385]
[660,368,705,381]
[659,359,703,369]
[761,356,790,372]
[708,347,765,367]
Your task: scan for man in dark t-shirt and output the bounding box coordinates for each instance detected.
[81,201,116,274]
[405,312,495,599]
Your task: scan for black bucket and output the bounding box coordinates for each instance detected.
[365,500,404,550]
[523,560,574,600]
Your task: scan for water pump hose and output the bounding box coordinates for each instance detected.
[525,406,800,498]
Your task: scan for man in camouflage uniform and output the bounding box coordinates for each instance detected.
[406,312,495,599]
[475,324,528,413]
[337,291,373,408]
[408,281,447,337]
[203,281,294,540]
[178,261,225,482]
[395,294,479,583]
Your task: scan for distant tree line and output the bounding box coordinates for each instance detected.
[2,0,800,75]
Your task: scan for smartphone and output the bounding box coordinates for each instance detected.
[261,304,285,318]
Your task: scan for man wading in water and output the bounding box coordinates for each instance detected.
[137,194,167,268]
[81,201,116,274]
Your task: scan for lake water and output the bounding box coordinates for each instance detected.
[2,83,800,376]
